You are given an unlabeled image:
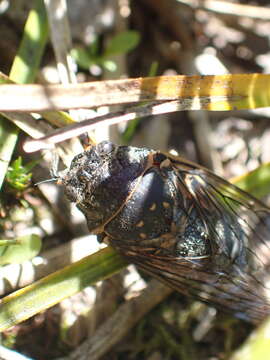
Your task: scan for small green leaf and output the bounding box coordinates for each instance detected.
[104,30,140,57]
[5,156,38,190]
[0,234,42,265]
[102,60,117,72]
[148,61,159,77]
[87,36,99,57]
[13,157,22,170]
[71,47,94,70]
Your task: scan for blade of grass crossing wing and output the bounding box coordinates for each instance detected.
[231,162,270,199]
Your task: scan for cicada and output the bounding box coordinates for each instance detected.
[61,141,270,324]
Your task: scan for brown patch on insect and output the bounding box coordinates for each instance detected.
[136,220,144,228]
[153,233,177,254]
[160,158,171,169]
[139,233,147,239]
[149,203,157,211]
[103,236,111,245]
[170,221,177,234]
[125,250,138,256]
[162,201,170,209]
[160,234,176,248]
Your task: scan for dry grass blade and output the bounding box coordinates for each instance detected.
[178,0,270,20]
[23,100,201,152]
[66,280,173,360]
[0,74,270,112]
[44,0,76,85]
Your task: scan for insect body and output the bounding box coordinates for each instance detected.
[61,141,270,324]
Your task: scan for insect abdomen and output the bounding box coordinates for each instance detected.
[105,167,177,241]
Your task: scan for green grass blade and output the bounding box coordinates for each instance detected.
[232,162,270,199]
[0,120,18,188]
[0,247,127,331]
[0,0,48,190]
[9,0,48,84]
[230,317,270,360]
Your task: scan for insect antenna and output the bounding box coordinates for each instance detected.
[34,177,59,186]
[34,150,60,186]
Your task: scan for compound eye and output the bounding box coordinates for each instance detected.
[96,141,115,156]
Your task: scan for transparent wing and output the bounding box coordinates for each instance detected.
[173,160,270,275]
[110,159,270,324]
